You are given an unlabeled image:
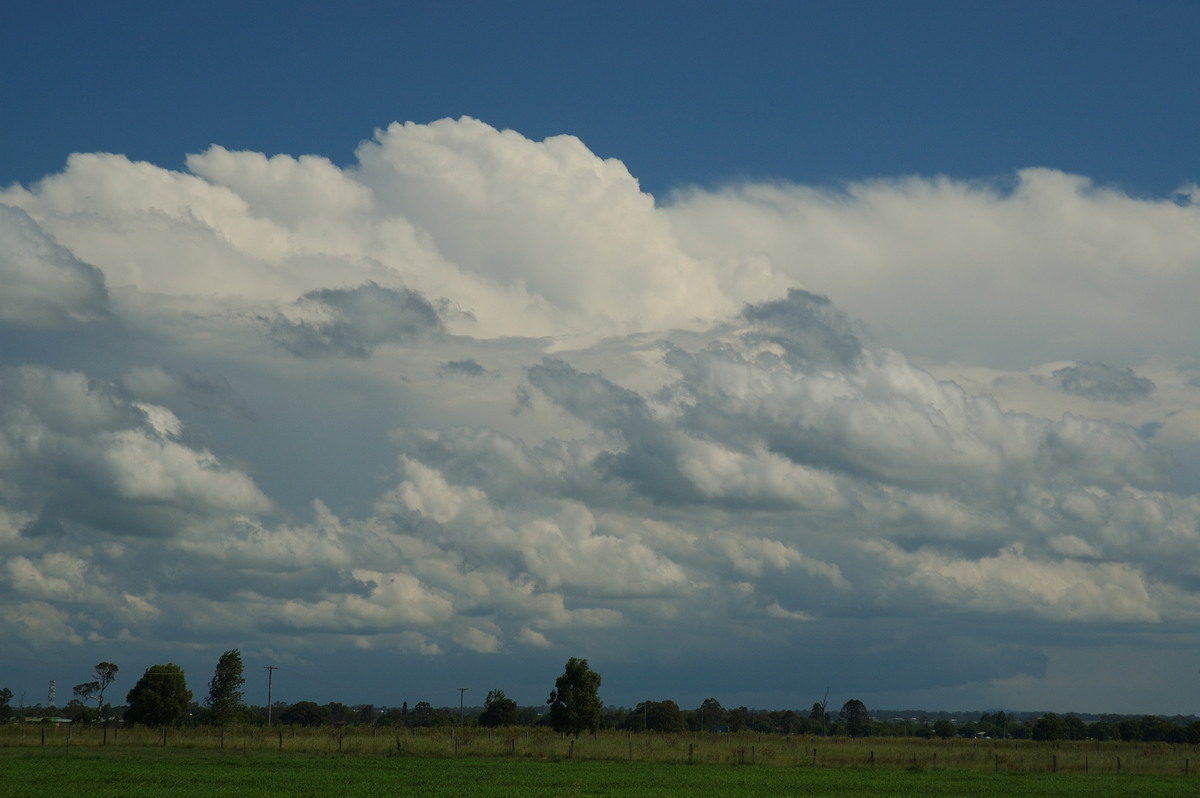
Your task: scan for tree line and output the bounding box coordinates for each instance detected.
[5,655,1200,744]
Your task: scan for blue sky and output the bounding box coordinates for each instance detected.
[2,2,1200,717]
[5,2,1197,198]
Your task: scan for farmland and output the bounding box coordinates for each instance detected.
[2,725,1197,797]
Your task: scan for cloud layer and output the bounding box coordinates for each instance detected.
[2,118,1199,713]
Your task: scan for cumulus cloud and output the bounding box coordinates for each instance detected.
[3,118,1200,711]
[665,169,1200,368]
[863,540,1160,623]
[0,366,271,541]
[0,203,109,327]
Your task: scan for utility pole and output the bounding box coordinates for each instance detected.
[264,666,278,726]
[457,687,468,727]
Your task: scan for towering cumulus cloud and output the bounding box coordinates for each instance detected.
[2,117,1199,711]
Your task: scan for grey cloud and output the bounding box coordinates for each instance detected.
[0,204,110,328]
[121,365,258,421]
[524,294,1187,605]
[0,365,270,541]
[267,282,441,358]
[1041,362,1156,402]
[438,359,486,377]
[527,358,699,503]
[739,288,864,369]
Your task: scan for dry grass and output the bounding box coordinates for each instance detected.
[4,724,1198,777]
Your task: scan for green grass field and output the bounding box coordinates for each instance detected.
[3,726,1198,797]
[1,748,1195,798]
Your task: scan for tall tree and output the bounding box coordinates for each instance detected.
[205,649,246,725]
[125,663,192,727]
[479,689,518,727]
[73,662,118,726]
[839,698,870,738]
[547,657,602,737]
[698,697,726,731]
[0,687,13,721]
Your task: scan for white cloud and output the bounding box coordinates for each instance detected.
[665,169,1200,368]
[0,203,109,328]
[3,119,1200,712]
[863,540,1161,623]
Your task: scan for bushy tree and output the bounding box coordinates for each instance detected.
[326,702,355,725]
[839,699,870,737]
[547,657,602,737]
[479,689,518,727]
[1032,712,1070,741]
[279,700,330,727]
[0,687,12,721]
[125,663,192,727]
[632,699,686,732]
[205,649,246,725]
[697,697,726,732]
[408,700,450,727]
